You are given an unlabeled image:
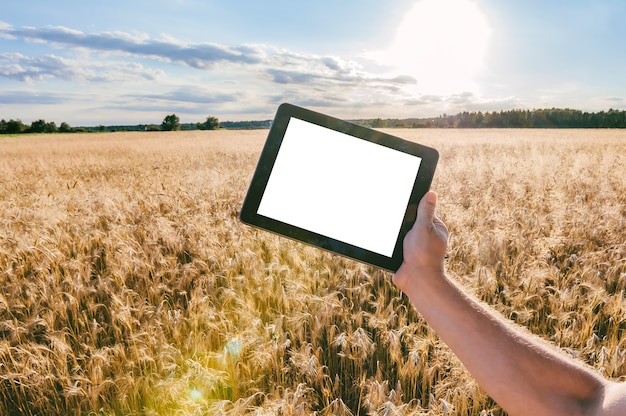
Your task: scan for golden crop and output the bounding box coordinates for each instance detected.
[0,129,624,415]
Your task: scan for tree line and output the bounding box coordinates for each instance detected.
[449,108,626,128]
[0,119,74,134]
[372,108,626,129]
[3,108,626,135]
[158,114,220,131]
[0,114,222,135]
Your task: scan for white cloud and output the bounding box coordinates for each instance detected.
[0,22,264,68]
[0,52,165,83]
[0,21,416,91]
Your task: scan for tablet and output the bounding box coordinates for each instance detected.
[239,103,438,272]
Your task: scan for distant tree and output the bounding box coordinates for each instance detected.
[370,118,387,128]
[0,119,6,134]
[197,116,220,130]
[59,122,72,133]
[471,111,484,127]
[482,112,501,128]
[6,119,26,134]
[161,114,180,131]
[456,111,473,128]
[44,121,57,133]
[29,119,47,133]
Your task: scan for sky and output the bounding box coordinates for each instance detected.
[1,0,625,126]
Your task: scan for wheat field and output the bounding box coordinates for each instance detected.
[0,129,624,415]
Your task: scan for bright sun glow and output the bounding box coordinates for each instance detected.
[384,0,491,95]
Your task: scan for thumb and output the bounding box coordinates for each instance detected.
[417,191,438,227]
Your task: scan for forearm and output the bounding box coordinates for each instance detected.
[400,267,605,416]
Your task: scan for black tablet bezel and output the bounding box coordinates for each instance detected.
[239,103,439,272]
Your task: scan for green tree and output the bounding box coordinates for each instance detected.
[197,116,220,130]
[44,121,57,133]
[370,118,387,128]
[161,114,180,131]
[29,119,47,133]
[59,122,72,133]
[6,119,26,134]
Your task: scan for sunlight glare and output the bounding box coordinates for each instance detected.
[385,0,491,95]
[188,387,204,402]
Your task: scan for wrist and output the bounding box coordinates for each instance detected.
[393,262,447,298]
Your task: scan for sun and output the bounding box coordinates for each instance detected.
[384,0,491,95]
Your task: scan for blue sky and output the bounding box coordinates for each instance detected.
[1,0,625,126]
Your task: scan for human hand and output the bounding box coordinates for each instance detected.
[392,191,448,294]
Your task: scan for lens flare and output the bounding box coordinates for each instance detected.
[188,387,204,402]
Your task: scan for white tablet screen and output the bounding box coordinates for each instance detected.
[257,117,422,257]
